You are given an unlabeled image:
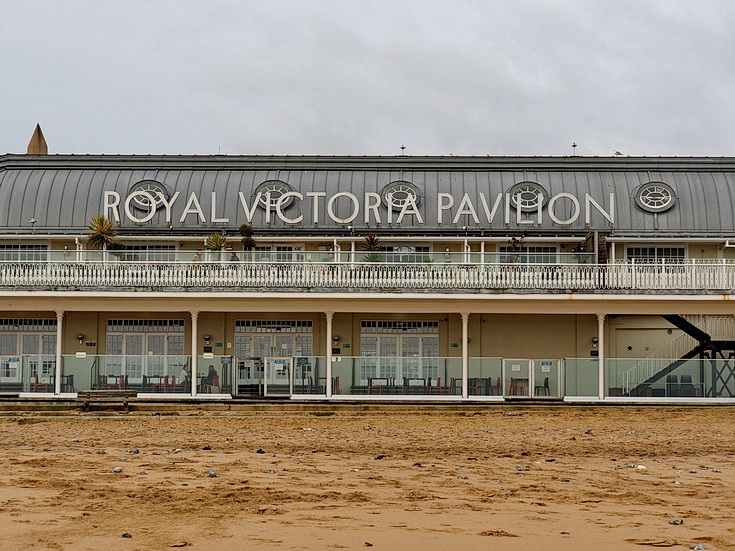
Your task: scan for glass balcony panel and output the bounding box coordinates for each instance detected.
[329,357,460,396]
[292,356,327,395]
[60,354,192,393]
[603,358,732,398]
[563,358,600,397]
[197,355,233,394]
[468,357,503,396]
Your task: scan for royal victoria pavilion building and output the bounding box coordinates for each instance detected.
[2,148,735,403]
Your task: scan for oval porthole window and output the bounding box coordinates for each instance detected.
[381,181,422,211]
[507,181,548,212]
[128,180,170,211]
[635,182,676,213]
[254,180,294,211]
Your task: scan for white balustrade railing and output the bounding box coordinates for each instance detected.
[2,261,735,292]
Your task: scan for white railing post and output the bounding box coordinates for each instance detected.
[461,312,469,399]
[55,310,64,395]
[190,310,198,397]
[325,311,334,398]
[597,313,605,400]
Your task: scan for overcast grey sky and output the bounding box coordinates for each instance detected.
[2,0,734,157]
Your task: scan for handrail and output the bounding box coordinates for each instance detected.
[2,260,735,292]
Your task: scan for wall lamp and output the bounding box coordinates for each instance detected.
[76,333,85,345]
[332,335,341,344]
[592,337,599,348]
[203,334,212,345]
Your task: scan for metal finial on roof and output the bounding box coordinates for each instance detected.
[400,144,406,156]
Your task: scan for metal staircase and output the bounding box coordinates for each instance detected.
[625,315,735,397]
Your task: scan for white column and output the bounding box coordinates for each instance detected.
[54,310,64,395]
[461,312,469,399]
[597,313,606,400]
[325,311,334,398]
[191,311,199,397]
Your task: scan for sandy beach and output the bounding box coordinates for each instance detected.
[0,406,733,551]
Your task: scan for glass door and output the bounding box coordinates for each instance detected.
[264,335,292,396]
[0,334,21,386]
[125,334,144,385]
[23,333,56,391]
[234,335,264,395]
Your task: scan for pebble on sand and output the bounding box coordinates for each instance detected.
[112,467,123,473]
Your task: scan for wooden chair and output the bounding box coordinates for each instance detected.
[33,374,50,392]
[169,375,185,393]
[332,376,341,395]
[468,377,481,395]
[367,377,382,395]
[489,377,501,395]
[509,377,525,396]
[202,374,220,393]
[426,377,443,395]
[154,375,168,393]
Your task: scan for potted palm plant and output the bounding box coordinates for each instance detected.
[87,216,117,250]
[205,232,228,261]
[239,224,256,260]
[361,233,385,262]
[87,216,119,261]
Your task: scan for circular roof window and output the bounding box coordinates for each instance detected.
[381,181,422,211]
[507,181,548,212]
[635,182,676,213]
[128,180,170,211]
[254,180,294,211]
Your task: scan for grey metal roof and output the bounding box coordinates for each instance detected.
[2,154,735,237]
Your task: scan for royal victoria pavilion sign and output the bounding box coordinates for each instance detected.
[99,178,653,229]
